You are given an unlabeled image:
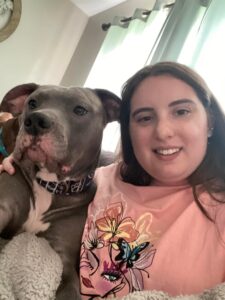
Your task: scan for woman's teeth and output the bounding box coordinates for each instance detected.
[155,148,180,156]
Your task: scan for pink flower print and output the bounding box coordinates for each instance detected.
[95,202,139,244]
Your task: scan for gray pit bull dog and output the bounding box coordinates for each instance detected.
[0,84,121,299]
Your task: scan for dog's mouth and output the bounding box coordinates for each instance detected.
[24,142,66,174]
[15,133,66,170]
[26,144,48,163]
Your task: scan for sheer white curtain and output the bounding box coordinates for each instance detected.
[85,6,171,95]
[149,0,210,63]
[187,0,225,104]
[148,0,225,108]
[85,0,172,151]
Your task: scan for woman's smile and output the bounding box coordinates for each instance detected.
[153,147,182,161]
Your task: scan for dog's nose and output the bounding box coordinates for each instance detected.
[24,113,51,136]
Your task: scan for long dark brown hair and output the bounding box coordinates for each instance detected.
[120,61,225,220]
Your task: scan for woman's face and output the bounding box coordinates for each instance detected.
[129,75,210,186]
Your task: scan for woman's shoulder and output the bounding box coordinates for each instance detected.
[198,189,225,245]
[95,162,120,178]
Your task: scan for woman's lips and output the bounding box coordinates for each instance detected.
[153,147,182,161]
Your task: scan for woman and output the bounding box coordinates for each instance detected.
[79,62,225,298]
[2,62,225,298]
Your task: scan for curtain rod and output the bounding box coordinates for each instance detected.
[101,4,173,31]
[101,10,150,31]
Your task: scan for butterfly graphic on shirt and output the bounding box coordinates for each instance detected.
[114,238,156,291]
[115,238,150,268]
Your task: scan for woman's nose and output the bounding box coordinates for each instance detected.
[154,118,174,140]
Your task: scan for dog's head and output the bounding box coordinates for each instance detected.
[10,85,121,178]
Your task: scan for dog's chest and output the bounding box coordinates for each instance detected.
[22,171,55,233]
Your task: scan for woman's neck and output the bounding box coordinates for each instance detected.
[151,179,189,187]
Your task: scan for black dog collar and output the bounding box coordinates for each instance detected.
[36,172,94,196]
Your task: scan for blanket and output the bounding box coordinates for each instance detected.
[0,233,225,300]
[0,233,62,300]
[118,285,225,300]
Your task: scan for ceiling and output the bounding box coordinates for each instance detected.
[70,0,127,16]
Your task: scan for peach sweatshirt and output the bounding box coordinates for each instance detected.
[80,163,225,299]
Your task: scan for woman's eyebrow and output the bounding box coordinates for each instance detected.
[169,99,196,107]
[131,107,154,118]
[131,99,196,118]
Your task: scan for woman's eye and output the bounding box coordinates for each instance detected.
[28,99,38,109]
[136,115,154,123]
[175,108,191,116]
[73,105,88,116]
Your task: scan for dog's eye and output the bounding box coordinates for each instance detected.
[73,105,88,116]
[28,99,37,109]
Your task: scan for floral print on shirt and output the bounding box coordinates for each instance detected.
[80,200,157,298]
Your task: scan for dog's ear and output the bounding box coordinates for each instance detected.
[0,83,39,116]
[94,89,121,123]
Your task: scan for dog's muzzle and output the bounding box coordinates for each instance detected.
[24,113,52,136]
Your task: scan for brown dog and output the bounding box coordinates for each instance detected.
[0,84,121,299]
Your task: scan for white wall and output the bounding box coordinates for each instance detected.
[0,0,88,100]
[61,0,155,88]
[0,0,156,102]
